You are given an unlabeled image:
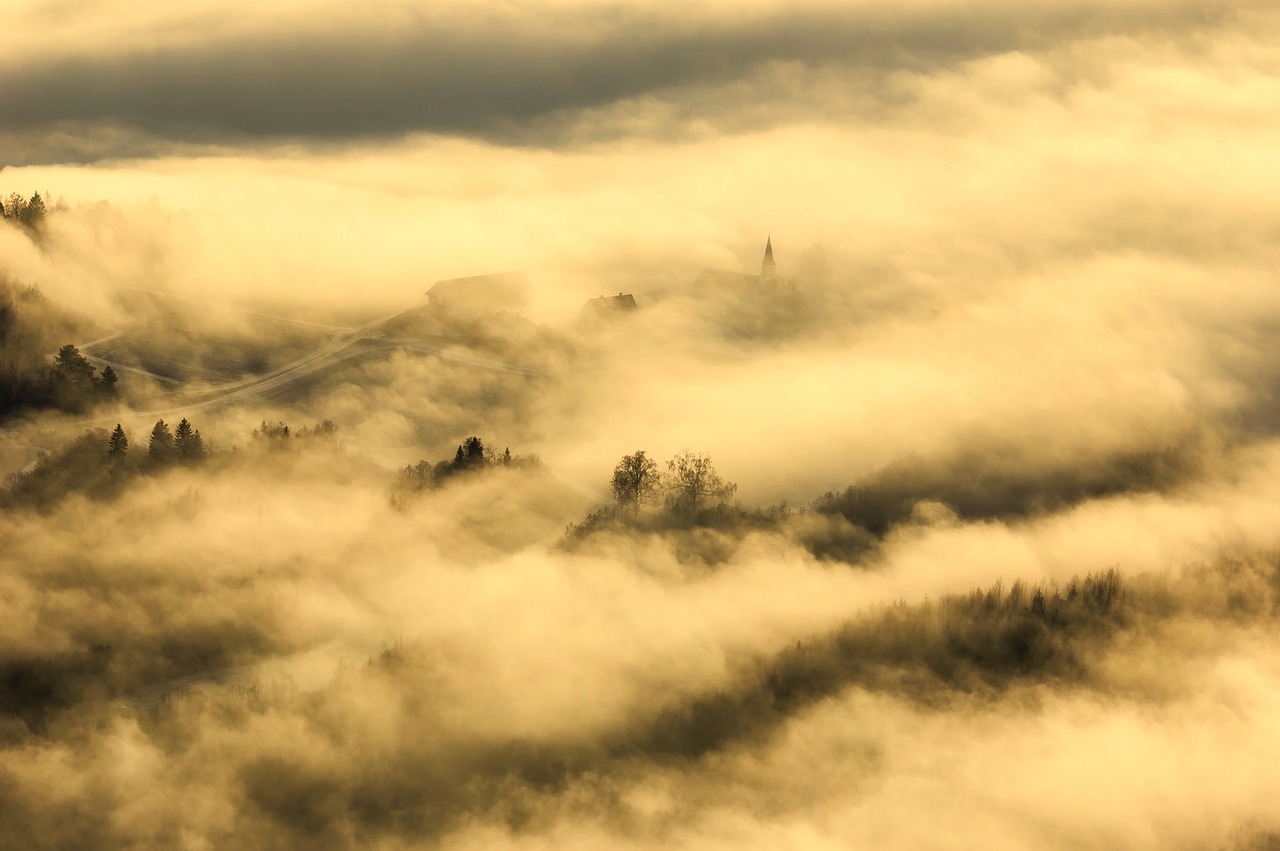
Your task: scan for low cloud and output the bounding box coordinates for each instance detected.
[2,0,1280,847]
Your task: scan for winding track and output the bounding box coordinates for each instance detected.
[80,294,535,421]
[7,295,549,704]
[3,292,540,468]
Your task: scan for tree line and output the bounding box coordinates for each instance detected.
[0,192,48,233]
[2,416,342,510]
[610,449,737,515]
[251,419,338,444]
[1,416,207,509]
[1,343,119,418]
[564,449,740,540]
[392,436,539,507]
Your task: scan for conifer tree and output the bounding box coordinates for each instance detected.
[20,192,46,229]
[174,417,205,460]
[107,424,128,460]
[54,344,95,384]
[149,419,173,460]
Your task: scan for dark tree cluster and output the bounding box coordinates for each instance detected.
[393,436,536,505]
[609,449,738,515]
[566,449,739,539]
[147,418,206,464]
[1,343,119,418]
[638,571,1129,759]
[3,418,208,510]
[573,443,1171,566]
[251,418,338,448]
[0,191,48,233]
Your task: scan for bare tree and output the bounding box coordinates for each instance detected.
[611,450,661,514]
[664,450,736,513]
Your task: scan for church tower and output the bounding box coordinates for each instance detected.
[761,236,776,279]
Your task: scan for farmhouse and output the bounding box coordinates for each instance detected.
[426,271,532,320]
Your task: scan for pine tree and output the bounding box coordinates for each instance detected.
[149,419,173,460]
[173,417,205,460]
[107,424,128,460]
[189,429,205,459]
[175,417,195,458]
[19,192,46,230]
[98,365,118,392]
[54,344,96,384]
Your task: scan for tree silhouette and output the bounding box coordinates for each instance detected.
[3,192,47,231]
[174,417,204,460]
[97,365,118,393]
[665,450,737,513]
[107,424,128,460]
[54,344,95,385]
[453,436,487,471]
[148,420,173,460]
[2,193,24,222]
[20,192,46,230]
[252,420,290,442]
[611,450,661,514]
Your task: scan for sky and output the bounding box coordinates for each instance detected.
[2,0,1276,311]
[3,1,1280,849]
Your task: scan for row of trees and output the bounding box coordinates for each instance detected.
[251,419,338,444]
[55,343,117,392]
[1,344,119,417]
[610,449,737,514]
[1,192,48,232]
[394,436,537,502]
[4,415,347,510]
[563,450,739,542]
[103,417,206,464]
[3,419,203,509]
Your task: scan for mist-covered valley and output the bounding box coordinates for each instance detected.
[4,1,1280,848]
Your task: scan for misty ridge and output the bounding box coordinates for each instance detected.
[3,0,1280,847]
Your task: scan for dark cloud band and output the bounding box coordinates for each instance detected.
[0,0,1243,164]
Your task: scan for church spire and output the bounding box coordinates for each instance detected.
[761,235,776,278]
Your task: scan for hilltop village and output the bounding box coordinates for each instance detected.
[423,238,795,330]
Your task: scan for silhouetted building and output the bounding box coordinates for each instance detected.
[580,292,638,328]
[692,237,782,293]
[426,271,532,320]
[583,292,638,316]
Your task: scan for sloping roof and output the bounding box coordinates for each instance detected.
[583,293,638,315]
[426,271,531,298]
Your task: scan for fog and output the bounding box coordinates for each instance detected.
[2,0,1280,848]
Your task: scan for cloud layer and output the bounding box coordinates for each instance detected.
[3,0,1280,848]
[1,0,1271,163]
